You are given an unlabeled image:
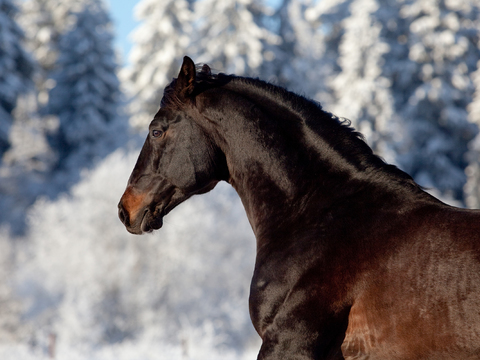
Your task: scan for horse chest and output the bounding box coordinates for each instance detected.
[249,272,298,336]
[248,238,335,332]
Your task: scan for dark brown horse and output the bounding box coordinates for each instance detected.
[118,56,480,359]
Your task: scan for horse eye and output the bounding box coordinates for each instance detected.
[152,130,163,138]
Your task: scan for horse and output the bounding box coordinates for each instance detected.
[118,56,480,359]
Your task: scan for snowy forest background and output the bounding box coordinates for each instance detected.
[1,0,480,358]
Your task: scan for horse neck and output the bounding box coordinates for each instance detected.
[197,84,404,241]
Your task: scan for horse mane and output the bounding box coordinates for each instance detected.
[162,66,418,187]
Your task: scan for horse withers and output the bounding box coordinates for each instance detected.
[118,56,480,359]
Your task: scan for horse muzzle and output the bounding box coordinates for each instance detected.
[118,185,164,234]
[118,181,186,234]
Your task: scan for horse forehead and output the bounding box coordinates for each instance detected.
[151,109,172,123]
[151,109,189,125]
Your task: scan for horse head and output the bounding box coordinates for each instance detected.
[118,56,228,234]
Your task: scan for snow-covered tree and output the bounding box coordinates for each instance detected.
[0,0,35,159]
[258,0,317,97]
[44,0,126,185]
[328,0,396,159]
[308,0,479,202]
[0,0,39,234]
[122,0,193,128]
[258,0,350,107]
[193,0,277,76]
[300,0,351,105]
[19,0,95,71]
[387,0,480,201]
[18,0,98,149]
[19,0,58,102]
[465,60,480,208]
[258,0,296,86]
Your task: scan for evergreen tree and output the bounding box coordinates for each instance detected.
[260,0,351,108]
[122,0,193,129]
[19,0,91,67]
[465,60,480,208]
[193,0,276,76]
[300,0,352,106]
[384,0,480,201]
[6,0,94,181]
[19,0,59,105]
[44,0,126,182]
[0,0,35,159]
[258,0,295,86]
[329,0,396,158]
[17,0,100,160]
[310,0,479,202]
[19,0,94,71]
[259,0,323,98]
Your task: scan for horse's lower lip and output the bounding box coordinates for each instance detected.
[139,208,164,234]
[141,217,163,233]
[126,210,153,235]
[126,226,143,235]
[128,195,174,235]
[139,211,150,233]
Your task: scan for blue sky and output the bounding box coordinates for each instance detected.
[105,0,139,63]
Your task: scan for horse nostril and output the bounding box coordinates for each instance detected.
[118,203,129,226]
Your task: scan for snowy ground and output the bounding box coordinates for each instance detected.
[0,340,261,360]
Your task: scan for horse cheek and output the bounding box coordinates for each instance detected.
[165,149,196,190]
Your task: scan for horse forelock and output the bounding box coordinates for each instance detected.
[160,80,179,107]
[160,64,224,107]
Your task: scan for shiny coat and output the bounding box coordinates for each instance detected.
[119,56,480,359]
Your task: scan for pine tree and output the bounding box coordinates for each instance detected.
[310,0,480,202]
[259,0,351,109]
[193,0,277,76]
[6,0,91,178]
[0,0,35,159]
[260,0,325,99]
[44,0,126,182]
[19,0,94,70]
[328,0,396,159]
[386,0,480,202]
[19,0,59,104]
[122,0,193,129]
[300,0,352,105]
[465,60,480,208]
[18,0,97,154]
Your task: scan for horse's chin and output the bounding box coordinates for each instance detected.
[136,208,163,234]
[124,209,163,235]
[141,213,164,234]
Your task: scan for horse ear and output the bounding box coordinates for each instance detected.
[176,56,196,99]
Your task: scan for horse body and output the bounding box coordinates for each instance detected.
[118,56,480,359]
[343,207,480,360]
